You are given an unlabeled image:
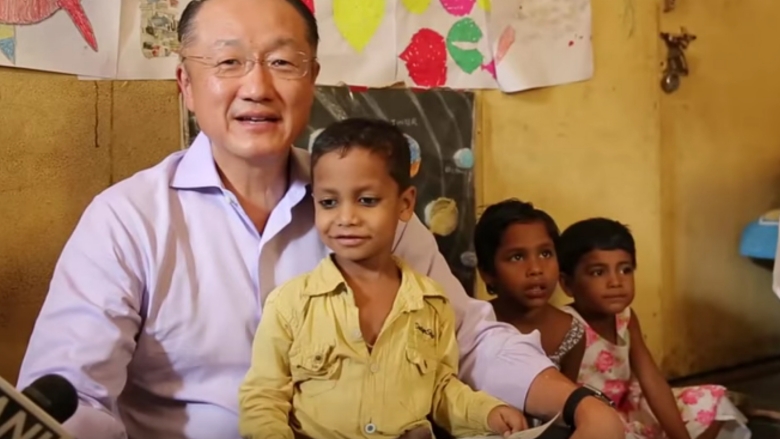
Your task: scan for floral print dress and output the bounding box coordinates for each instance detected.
[562,306,751,439]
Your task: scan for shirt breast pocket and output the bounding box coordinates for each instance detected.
[290,343,340,396]
[401,343,439,418]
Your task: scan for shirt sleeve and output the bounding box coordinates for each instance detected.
[16,195,146,439]
[238,286,296,439]
[430,299,504,437]
[392,215,555,410]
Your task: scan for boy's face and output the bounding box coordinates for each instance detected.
[481,221,559,309]
[312,147,416,264]
[562,249,635,315]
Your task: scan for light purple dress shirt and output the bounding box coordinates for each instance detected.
[17,133,553,439]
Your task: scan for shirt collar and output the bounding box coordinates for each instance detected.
[170,131,312,192]
[305,255,446,312]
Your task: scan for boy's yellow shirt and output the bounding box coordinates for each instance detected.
[239,255,505,439]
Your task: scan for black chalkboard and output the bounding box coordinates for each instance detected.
[181,87,477,296]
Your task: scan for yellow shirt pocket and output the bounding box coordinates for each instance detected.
[290,343,340,397]
[401,345,438,418]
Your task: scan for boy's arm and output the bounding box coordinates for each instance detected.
[238,288,297,439]
[430,300,506,437]
[628,310,691,439]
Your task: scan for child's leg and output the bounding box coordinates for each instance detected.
[696,421,723,439]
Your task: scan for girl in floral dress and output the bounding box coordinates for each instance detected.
[557,218,750,439]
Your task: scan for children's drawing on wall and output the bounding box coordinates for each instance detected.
[0,0,119,77]
[0,0,97,63]
[140,0,179,58]
[180,87,478,296]
[487,0,593,92]
[396,0,496,89]
[316,0,397,87]
[66,0,592,93]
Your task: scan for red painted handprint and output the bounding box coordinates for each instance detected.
[0,0,97,50]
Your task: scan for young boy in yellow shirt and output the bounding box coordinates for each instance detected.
[238,117,527,439]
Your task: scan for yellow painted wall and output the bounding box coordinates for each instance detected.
[2,0,780,384]
[657,0,780,376]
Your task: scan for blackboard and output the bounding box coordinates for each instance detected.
[181,87,477,296]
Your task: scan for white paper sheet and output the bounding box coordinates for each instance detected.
[0,0,120,77]
[396,0,497,89]
[459,413,562,439]
[486,0,593,92]
[315,0,398,87]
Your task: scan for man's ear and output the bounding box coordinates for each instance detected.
[398,186,417,222]
[176,63,196,112]
[309,60,320,83]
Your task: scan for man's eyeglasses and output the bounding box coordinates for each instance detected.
[181,51,315,79]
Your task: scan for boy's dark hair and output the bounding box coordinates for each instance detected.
[557,218,637,276]
[178,0,319,49]
[311,118,412,190]
[474,199,560,275]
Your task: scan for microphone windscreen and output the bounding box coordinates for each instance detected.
[21,374,78,423]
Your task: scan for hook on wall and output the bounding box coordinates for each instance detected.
[660,28,696,93]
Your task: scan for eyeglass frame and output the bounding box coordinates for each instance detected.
[180,50,317,80]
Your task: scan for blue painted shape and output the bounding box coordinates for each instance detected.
[0,38,15,63]
[740,215,778,260]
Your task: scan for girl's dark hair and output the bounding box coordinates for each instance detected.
[178,0,319,49]
[474,199,560,275]
[557,217,636,276]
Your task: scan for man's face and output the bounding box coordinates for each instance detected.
[177,0,319,165]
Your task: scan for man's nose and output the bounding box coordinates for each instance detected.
[237,61,275,101]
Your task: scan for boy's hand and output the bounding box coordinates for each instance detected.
[487,405,527,437]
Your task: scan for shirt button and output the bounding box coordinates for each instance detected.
[352,329,363,341]
[370,363,380,373]
[364,423,377,434]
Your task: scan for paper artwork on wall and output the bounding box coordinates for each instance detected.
[315,0,398,87]
[486,0,594,92]
[107,0,188,80]
[65,0,592,94]
[0,0,120,77]
[396,0,497,89]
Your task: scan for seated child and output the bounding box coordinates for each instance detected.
[557,218,750,439]
[473,199,585,382]
[238,118,527,439]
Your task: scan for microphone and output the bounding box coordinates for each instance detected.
[0,374,78,439]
